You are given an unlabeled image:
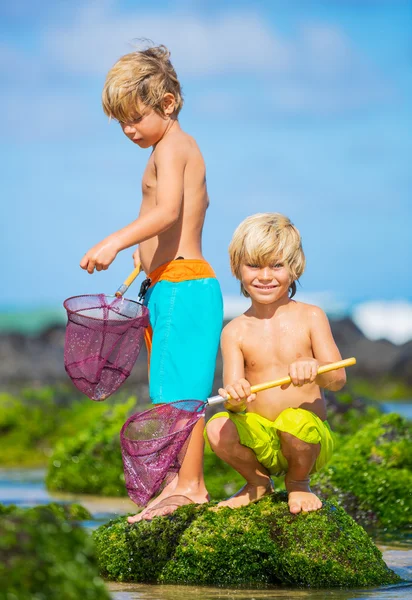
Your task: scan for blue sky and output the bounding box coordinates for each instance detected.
[1,0,411,316]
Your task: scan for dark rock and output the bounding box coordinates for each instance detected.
[392,341,412,385]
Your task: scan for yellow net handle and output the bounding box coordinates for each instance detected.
[115,263,142,298]
[207,357,356,405]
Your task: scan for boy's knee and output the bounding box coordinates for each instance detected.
[206,417,227,449]
[279,431,320,459]
[206,416,239,452]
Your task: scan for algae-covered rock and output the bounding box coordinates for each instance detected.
[0,386,112,467]
[312,413,412,529]
[46,398,136,496]
[0,501,92,521]
[93,494,400,588]
[0,503,110,600]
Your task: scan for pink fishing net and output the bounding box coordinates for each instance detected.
[64,294,149,401]
[120,400,205,505]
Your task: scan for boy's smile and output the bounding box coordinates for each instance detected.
[241,263,292,304]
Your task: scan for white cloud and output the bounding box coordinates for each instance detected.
[0,1,396,139]
[352,300,412,345]
[43,3,290,77]
[41,1,392,108]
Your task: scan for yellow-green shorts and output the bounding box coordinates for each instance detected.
[206,407,334,476]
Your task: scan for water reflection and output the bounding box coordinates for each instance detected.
[107,581,412,600]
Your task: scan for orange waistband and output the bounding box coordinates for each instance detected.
[148,259,216,287]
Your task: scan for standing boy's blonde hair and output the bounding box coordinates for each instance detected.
[229,213,306,298]
[102,44,183,123]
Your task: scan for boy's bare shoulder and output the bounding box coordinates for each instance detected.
[290,300,329,323]
[154,129,204,168]
[221,314,248,340]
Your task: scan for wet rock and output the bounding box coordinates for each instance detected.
[93,494,400,588]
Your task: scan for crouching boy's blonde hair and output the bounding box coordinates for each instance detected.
[229,213,306,298]
[102,44,183,123]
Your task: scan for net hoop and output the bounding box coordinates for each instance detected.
[120,399,205,449]
[64,294,148,325]
[63,293,149,400]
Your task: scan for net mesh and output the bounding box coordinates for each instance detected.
[120,400,205,505]
[64,294,149,401]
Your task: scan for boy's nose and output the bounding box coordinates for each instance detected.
[124,124,136,134]
[259,267,273,280]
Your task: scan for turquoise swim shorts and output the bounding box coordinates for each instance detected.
[143,259,223,404]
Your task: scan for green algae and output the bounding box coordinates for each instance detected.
[0,386,112,467]
[312,413,412,529]
[0,503,110,600]
[0,501,92,522]
[46,397,136,496]
[93,494,400,588]
[325,388,382,439]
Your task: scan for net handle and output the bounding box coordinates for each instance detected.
[207,357,356,405]
[115,263,142,298]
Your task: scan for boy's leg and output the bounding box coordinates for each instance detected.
[279,431,322,514]
[129,418,209,522]
[207,416,273,508]
[128,269,223,522]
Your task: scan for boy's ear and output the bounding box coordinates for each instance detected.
[162,93,176,116]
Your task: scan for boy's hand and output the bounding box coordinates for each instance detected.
[80,237,120,274]
[282,358,319,389]
[218,379,256,412]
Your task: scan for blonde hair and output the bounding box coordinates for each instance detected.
[229,213,306,298]
[102,44,183,122]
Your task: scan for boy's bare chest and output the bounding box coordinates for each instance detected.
[242,320,312,370]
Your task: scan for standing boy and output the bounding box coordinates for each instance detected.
[206,213,346,514]
[80,45,223,521]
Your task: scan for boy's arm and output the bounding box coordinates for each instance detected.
[219,321,253,412]
[80,140,185,274]
[309,307,346,391]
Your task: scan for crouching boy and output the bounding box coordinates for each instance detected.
[205,213,347,514]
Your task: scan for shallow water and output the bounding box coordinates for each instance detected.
[107,581,412,600]
[0,467,137,526]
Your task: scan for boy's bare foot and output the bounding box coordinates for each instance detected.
[127,489,209,523]
[127,478,178,523]
[215,480,273,510]
[285,478,322,514]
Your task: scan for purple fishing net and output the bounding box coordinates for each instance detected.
[64,294,149,401]
[120,400,205,506]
